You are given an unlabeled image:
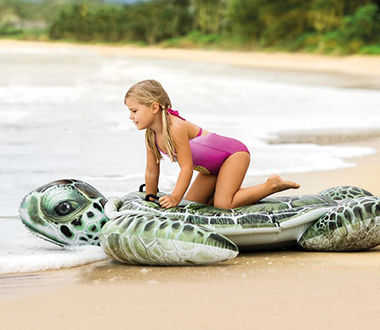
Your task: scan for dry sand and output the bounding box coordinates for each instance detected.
[1,40,380,330]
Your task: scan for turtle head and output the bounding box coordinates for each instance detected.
[19,179,109,246]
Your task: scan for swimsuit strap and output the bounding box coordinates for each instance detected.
[166,108,186,121]
[155,108,202,155]
[166,108,202,138]
[196,127,203,137]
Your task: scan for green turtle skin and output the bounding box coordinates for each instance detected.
[19,179,380,266]
[319,186,373,201]
[299,196,380,251]
[116,192,337,230]
[19,180,238,265]
[112,192,337,249]
[19,179,108,246]
[100,212,238,265]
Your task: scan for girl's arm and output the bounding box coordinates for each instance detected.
[159,125,193,209]
[145,143,160,198]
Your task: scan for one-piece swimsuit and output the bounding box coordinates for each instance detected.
[155,109,250,175]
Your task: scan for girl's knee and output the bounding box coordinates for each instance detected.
[213,199,233,209]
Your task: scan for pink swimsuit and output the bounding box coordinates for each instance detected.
[156,109,250,175]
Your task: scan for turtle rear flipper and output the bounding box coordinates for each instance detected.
[299,196,380,251]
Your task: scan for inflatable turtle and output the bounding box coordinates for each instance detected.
[19,179,380,266]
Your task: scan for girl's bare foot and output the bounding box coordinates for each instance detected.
[266,174,300,193]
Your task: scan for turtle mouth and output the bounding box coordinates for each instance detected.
[21,219,67,247]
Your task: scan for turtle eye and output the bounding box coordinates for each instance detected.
[54,201,76,216]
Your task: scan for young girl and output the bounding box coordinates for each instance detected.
[125,79,300,209]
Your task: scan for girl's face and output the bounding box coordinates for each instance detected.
[125,97,157,130]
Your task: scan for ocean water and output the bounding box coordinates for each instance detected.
[1,44,379,274]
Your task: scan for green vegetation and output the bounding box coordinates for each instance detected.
[1,0,379,54]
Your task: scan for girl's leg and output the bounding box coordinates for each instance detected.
[184,172,217,204]
[213,152,300,209]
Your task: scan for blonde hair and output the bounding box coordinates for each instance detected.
[125,79,176,163]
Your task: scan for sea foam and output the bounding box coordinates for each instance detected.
[0,219,107,275]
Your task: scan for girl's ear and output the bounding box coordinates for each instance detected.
[151,102,160,114]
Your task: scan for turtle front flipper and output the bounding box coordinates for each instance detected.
[298,196,380,251]
[99,212,239,265]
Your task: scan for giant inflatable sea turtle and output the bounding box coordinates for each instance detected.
[19,179,380,266]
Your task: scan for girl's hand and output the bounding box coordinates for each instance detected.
[158,195,180,209]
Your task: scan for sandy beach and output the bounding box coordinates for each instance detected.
[1,40,380,330]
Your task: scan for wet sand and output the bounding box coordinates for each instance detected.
[1,139,379,330]
[2,247,380,330]
[1,40,380,329]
